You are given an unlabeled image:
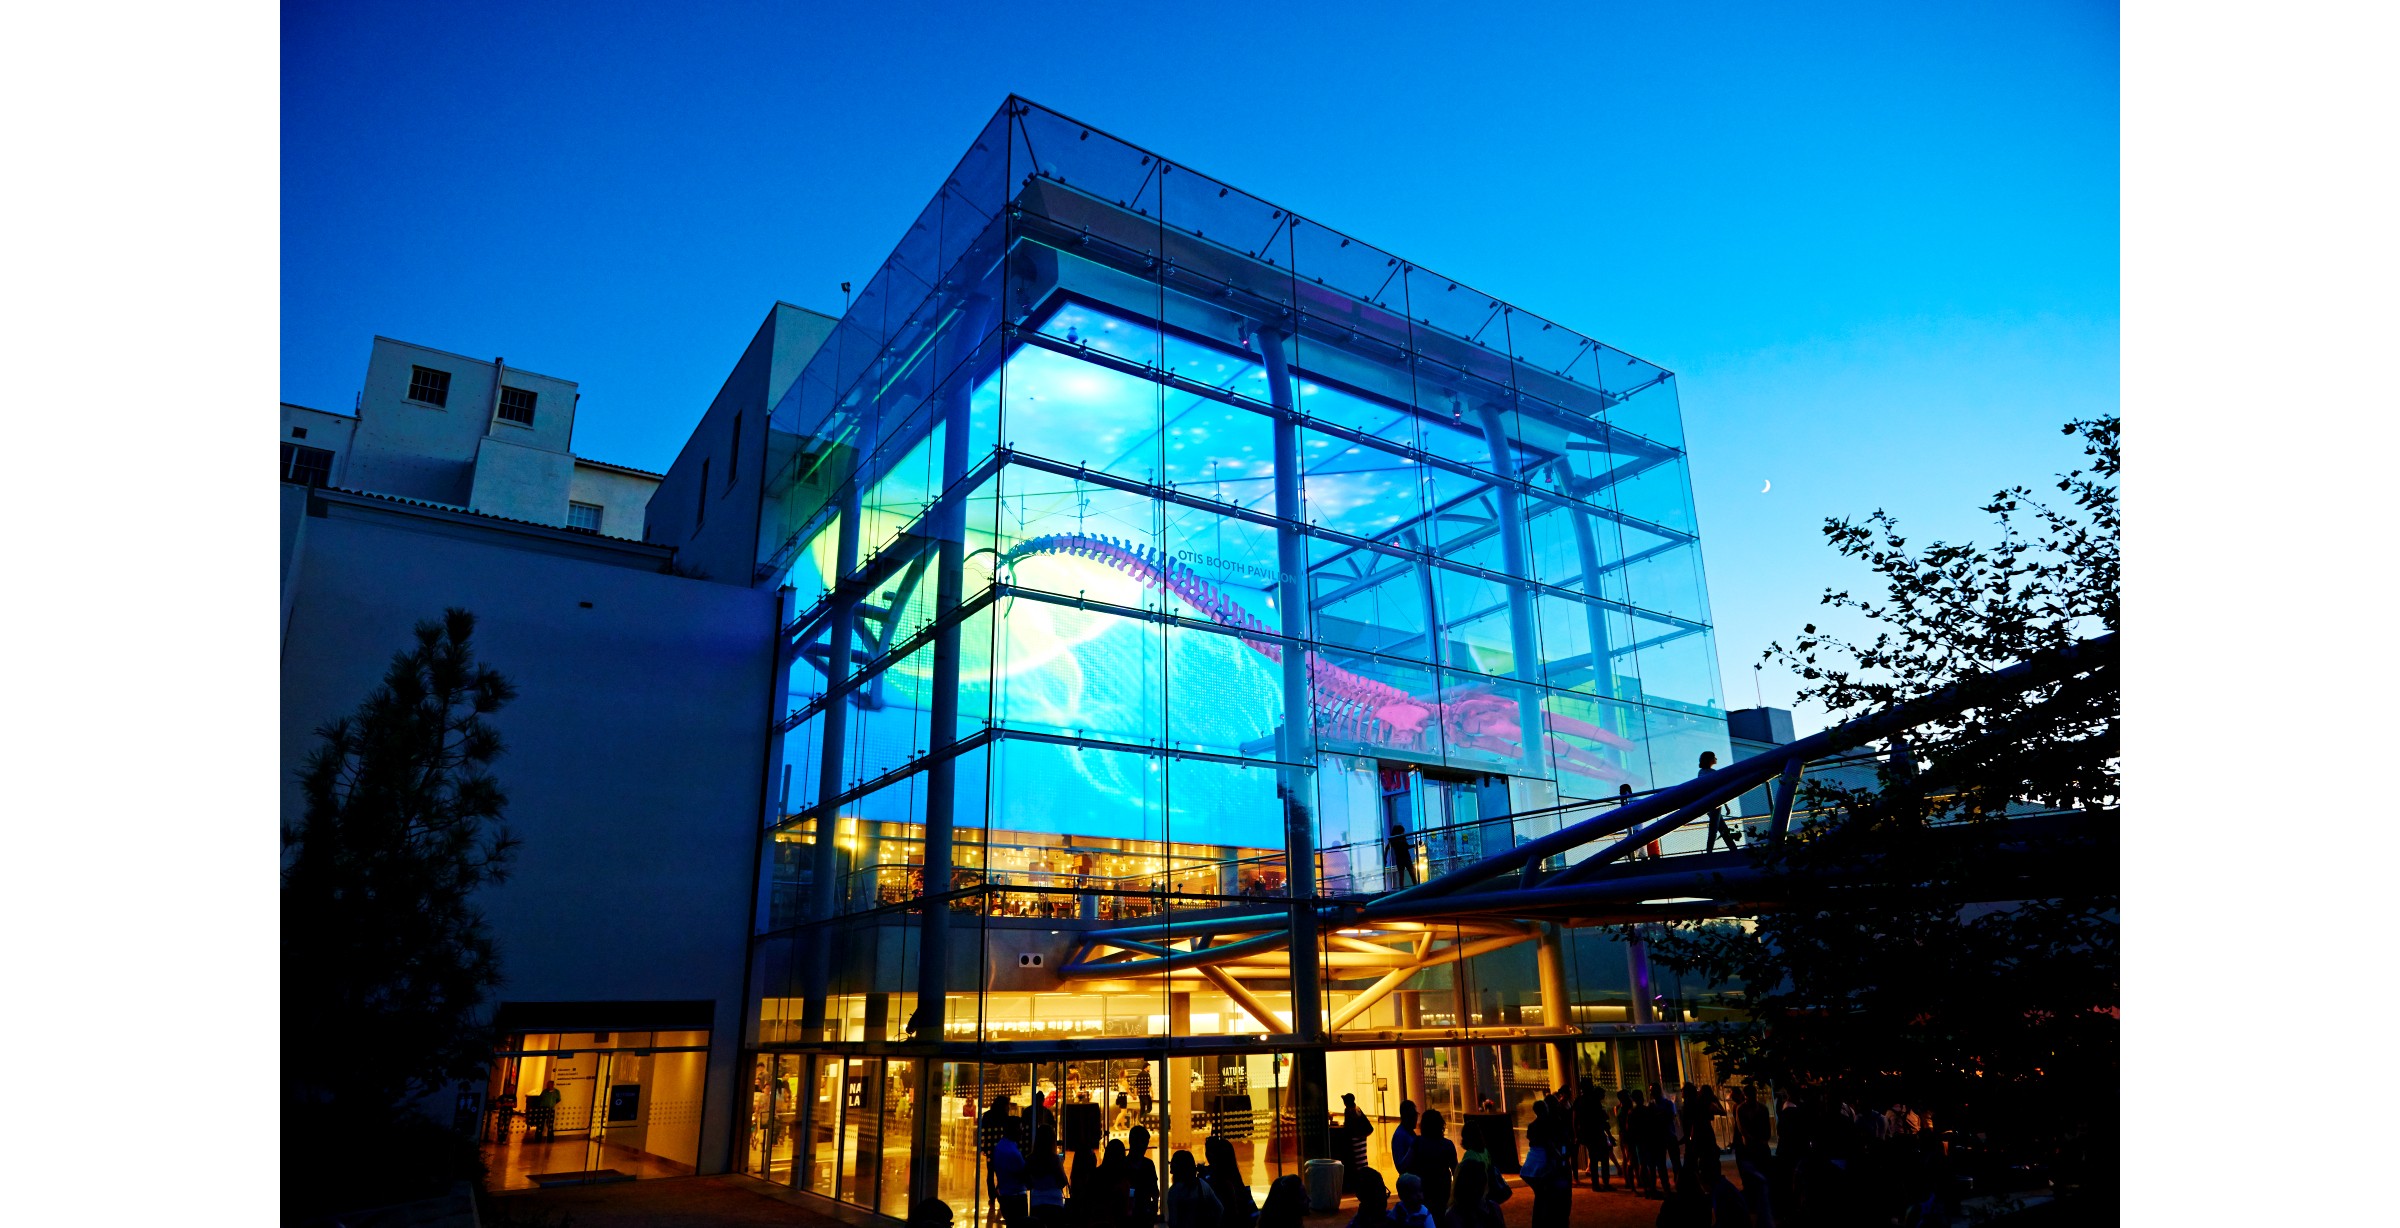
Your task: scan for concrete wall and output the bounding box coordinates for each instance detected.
[647,303,836,582]
[281,492,775,1175]
[568,461,660,542]
[469,433,576,525]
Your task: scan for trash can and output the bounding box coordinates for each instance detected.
[1304,1158,1346,1212]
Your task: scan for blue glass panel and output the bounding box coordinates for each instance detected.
[938,111,1011,274]
[843,643,938,787]
[952,604,996,742]
[990,598,1165,751]
[1621,541,1712,626]
[1297,427,1417,537]
[1159,504,1281,627]
[1166,754,1284,852]
[1609,371,1684,451]
[1424,669,1539,777]
[1637,705,1733,799]
[858,419,941,571]
[985,738,1167,844]
[1432,565,1527,678]
[1161,394,1274,512]
[1629,622,1723,714]
[1536,687,1650,797]
[1308,539,1433,664]
[1291,223,1409,316]
[993,473,1165,611]
[1613,450,1699,538]
[779,711,825,819]
[992,345,1162,486]
[1166,621,1284,760]
[1313,754,1388,894]
[1307,649,1445,768]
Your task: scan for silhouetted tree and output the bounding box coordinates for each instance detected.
[284,608,518,1213]
[1635,418,2119,1200]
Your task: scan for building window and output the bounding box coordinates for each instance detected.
[568,501,604,533]
[290,426,308,439]
[408,365,452,407]
[697,459,710,529]
[727,412,742,489]
[498,386,538,425]
[282,442,335,487]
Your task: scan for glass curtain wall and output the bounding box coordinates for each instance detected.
[741,97,1730,1218]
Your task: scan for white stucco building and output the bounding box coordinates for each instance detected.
[278,337,662,541]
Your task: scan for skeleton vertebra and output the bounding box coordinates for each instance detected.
[1002,532,1635,783]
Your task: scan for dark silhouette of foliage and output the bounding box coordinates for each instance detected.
[284,608,518,1214]
[1633,418,2119,1192]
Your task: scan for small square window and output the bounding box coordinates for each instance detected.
[408,365,452,407]
[567,501,604,532]
[282,442,335,487]
[290,426,308,439]
[499,386,538,425]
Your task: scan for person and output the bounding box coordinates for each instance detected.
[529,1080,561,1142]
[1202,1135,1256,1228]
[1165,1150,1223,1228]
[1392,1099,1420,1175]
[1617,783,1661,860]
[1644,1086,1679,1196]
[1459,1117,1490,1173]
[910,1199,957,1228]
[1090,1140,1133,1228]
[992,1124,1031,1228]
[1348,1168,1395,1228]
[1133,1064,1154,1116]
[1064,1089,1106,1152]
[1444,1159,1505,1228]
[1733,1086,1773,1175]
[1392,1174,1439,1228]
[1696,752,1741,853]
[1028,1143,1069,1227]
[1341,1093,1373,1194]
[982,1095,1019,1156]
[1678,1083,1719,1176]
[1652,1163,1714,1228]
[1734,1157,1776,1228]
[1256,1174,1308,1228]
[1070,1146,1104,1228]
[1524,1100,1574,1228]
[1385,821,1417,887]
[1574,1078,1615,1190]
[1706,1161,1757,1228]
[1127,1127,1161,1228]
[1029,1095,1060,1155]
[1409,1110,1459,1219]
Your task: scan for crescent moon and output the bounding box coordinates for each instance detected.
[1760,479,1772,494]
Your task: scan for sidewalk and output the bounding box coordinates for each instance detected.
[492,1172,1680,1228]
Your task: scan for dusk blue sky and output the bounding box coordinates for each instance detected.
[282,0,2118,728]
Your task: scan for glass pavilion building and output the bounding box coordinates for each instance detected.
[741,98,1731,1219]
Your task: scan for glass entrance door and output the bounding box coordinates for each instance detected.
[748,1053,801,1181]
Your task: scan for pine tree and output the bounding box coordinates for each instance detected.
[284,608,518,1210]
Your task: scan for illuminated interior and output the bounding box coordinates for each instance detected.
[737,98,1736,1218]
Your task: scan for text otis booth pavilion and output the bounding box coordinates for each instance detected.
[737,99,1731,1219]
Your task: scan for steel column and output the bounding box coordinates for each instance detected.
[1260,325,1330,1158]
[1475,404,1548,776]
[799,478,865,1041]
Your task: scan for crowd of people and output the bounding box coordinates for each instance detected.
[925,1079,1953,1228]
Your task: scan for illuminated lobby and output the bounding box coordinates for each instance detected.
[735,97,1736,1220]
